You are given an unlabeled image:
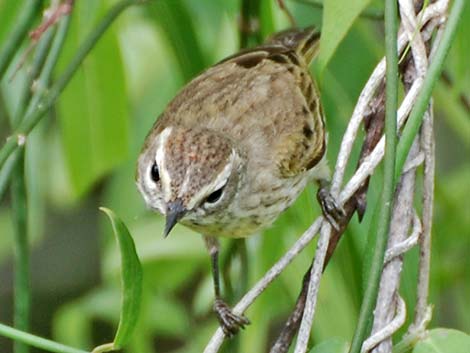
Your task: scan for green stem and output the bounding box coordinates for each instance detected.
[349,0,398,352]
[395,0,464,179]
[259,0,276,39]
[240,0,261,48]
[7,16,70,353]
[11,149,29,353]
[14,27,57,124]
[0,137,17,175]
[0,322,89,353]
[0,0,146,174]
[0,0,43,79]
[22,11,72,121]
[0,149,22,201]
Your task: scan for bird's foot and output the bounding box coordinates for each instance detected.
[317,182,345,231]
[214,298,250,338]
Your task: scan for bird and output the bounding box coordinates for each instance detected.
[136,27,343,337]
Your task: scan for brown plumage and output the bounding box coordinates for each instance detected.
[136,27,332,336]
[146,28,325,179]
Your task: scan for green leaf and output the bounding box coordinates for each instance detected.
[450,0,470,85]
[56,0,129,197]
[147,0,207,81]
[318,0,373,73]
[309,337,349,353]
[98,208,143,351]
[0,0,21,44]
[412,329,470,353]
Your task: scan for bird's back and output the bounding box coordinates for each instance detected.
[152,28,325,179]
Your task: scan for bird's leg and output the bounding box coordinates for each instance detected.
[316,178,345,230]
[203,235,250,337]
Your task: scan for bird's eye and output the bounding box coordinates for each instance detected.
[150,162,160,183]
[205,186,224,204]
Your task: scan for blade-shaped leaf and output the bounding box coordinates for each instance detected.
[0,0,21,44]
[318,0,374,73]
[147,0,207,81]
[96,208,142,352]
[412,329,470,353]
[56,0,129,197]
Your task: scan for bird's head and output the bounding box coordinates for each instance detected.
[136,126,243,237]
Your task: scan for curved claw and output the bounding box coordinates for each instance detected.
[317,184,346,231]
[214,299,250,338]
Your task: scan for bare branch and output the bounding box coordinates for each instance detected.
[362,296,407,352]
[384,211,422,263]
[411,106,435,331]
[369,139,419,353]
[293,223,331,353]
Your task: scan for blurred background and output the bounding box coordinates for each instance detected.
[0,0,469,352]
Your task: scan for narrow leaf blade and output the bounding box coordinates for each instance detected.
[99,207,143,350]
[318,0,373,72]
[56,1,129,197]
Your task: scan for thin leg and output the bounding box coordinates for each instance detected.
[204,235,250,337]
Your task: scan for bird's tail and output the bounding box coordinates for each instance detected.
[265,27,320,64]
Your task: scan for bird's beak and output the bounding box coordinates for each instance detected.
[163,199,187,238]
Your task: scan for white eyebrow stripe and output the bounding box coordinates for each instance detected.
[155,127,173,203]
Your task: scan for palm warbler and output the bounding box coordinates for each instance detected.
[136,27,342,336]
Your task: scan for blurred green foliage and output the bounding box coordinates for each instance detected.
[0,0,469,353]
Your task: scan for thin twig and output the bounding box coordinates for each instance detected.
[331,0,447,197]
[395,0,465,179]
[369,139,419,353]
[367,1,431,349]
[384,211,421,263]
[411,106,434,330]
[9,0,75,82]
[12,27,56,124]
[269,267,312,353]
[293,223,331,353]
[362,296,407,352]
